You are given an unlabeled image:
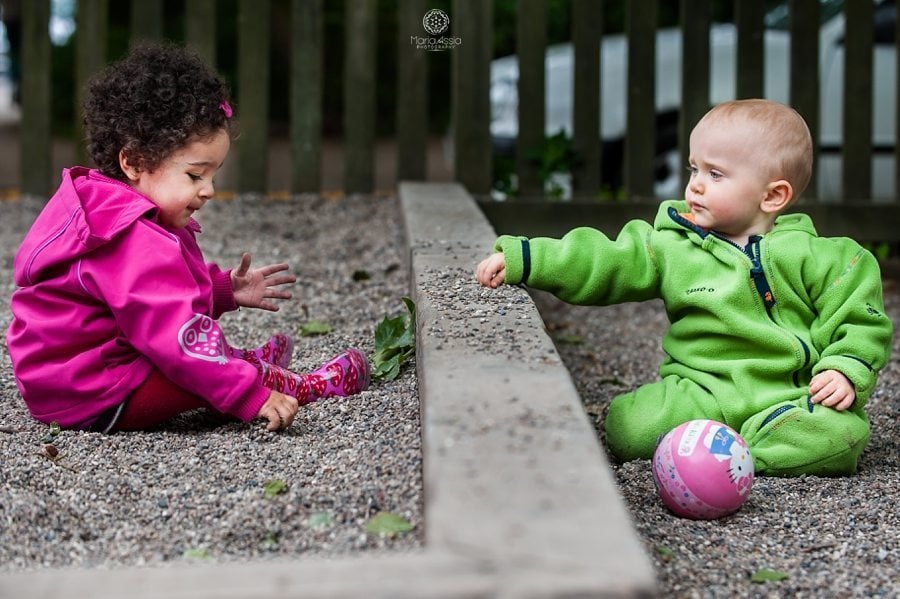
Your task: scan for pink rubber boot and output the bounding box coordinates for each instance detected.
[256,348,371,405]
[229,333,294,368]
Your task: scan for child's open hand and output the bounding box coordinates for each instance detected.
[231,252,296,311]
[809,369,856,411]
[257,390,299,431]
[476,252,507,288]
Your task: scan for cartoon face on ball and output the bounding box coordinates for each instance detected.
[704,424,754,495]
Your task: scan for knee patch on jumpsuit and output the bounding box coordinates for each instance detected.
[739,397,870,477]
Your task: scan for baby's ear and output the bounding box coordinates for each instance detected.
[761,179,793,214]
[118,149,141,181]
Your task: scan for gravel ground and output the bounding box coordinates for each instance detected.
[0,194,423,572]
[4,190,900,596]
[533,276,900,598]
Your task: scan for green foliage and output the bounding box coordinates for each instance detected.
[863,242,892,263]
[494,130,580,199]
[306,512,335,529]
[263,479,289,499]
[366,511,414,536]
[750,568,789,583]
[182,548,213,561]
[299,320,333,337]
[655,546,675,562]
[372,297,416,382]
[526,129,580,199]
[42,421,61,443]
[262,530,281,548]
[554,334,584,345]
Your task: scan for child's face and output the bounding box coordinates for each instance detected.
[124,129,230,229]
[685,120,777,245]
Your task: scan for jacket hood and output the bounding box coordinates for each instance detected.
[655,199,818,238]
[14,167,159,286]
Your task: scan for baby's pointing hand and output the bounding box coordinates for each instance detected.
[476,253,506,289]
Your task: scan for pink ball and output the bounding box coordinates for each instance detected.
[652,419,754,519]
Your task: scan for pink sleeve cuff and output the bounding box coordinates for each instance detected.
[233,384,271,422]
[210,267,239,318]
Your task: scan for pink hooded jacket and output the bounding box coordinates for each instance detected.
[6,167,270,429]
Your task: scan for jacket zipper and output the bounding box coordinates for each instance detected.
[24,207,80,286]
[669,209,814,394]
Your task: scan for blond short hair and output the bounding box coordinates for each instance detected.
[697,99,814,200]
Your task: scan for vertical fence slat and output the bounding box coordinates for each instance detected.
[735,0,764,99]
[185,0,217,66]
[896,0,900,201]
[843,1,873,200]
[75,0,109,167]
[789,0,819,199]
[396,0,427,182]
[344,0,377,194]
[130,0,163,43]
[291,0,323,193]
[516,0,546,196]
[21,0,51,197]
[237,0,271,193]
[571,0,601,198]
[624,0,655,198]
[679,0,709,191]
[452,0,492,194]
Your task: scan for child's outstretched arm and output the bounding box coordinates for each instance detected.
[809,369,856,411]
[231,252,297,311]
[476,252,507,288]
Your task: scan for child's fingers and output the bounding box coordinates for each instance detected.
[489,268,505,288]
[260,393,299,431]
[235,252,252,277]
[808,372,836,402]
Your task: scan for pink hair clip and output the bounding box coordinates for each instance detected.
[219,101,233,119]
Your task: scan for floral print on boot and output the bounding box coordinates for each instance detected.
[257,348,371,405]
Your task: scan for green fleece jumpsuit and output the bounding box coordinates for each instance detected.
[494,200,893,476]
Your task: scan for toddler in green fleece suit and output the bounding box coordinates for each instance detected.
[476,99,893,477]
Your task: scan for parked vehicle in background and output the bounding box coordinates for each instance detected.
[490,0,897,200]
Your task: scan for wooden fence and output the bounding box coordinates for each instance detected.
[12,0,900,242]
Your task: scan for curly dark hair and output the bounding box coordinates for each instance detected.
[84,42,235,180]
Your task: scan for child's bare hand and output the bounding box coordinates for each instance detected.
[257,390,299,431]
[476,253,507,288]
[231,252,296,311]
[809,370,855,411]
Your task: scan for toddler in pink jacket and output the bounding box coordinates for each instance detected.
[7,43,370,433]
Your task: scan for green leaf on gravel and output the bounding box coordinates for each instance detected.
[555,334,584,345]
[182,548,213,560]
[372,297,416,382]
[42,421,61,443]
[656,546,675,562]
[300,320,333,336]
[263,479,289,498]
[366,511,413,536]
[352,269,371,281]
[262,530,281,548]
[750,568,789,583]
[306,512,334,529]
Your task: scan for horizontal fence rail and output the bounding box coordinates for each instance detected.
[9,0,900,242]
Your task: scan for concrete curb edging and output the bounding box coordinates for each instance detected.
[401,181,656,597]
[0,183,656,598]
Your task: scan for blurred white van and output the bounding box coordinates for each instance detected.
[490,0,897,200]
